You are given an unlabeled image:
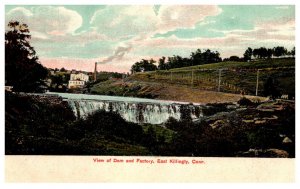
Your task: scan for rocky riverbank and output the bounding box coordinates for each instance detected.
[197,99,295,157]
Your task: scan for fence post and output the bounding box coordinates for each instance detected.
[191,70,194,86]
[255,69,260,96]
[171,71,173,81]
[218,69,222,92]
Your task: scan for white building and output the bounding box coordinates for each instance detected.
[68,73,89,88]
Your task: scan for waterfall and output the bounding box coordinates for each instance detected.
[46,92,203,124]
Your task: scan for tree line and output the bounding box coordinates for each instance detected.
[243,46,295,61]
[131,46,295,73]
[131,49,222,73]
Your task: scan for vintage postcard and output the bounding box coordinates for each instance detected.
[4,3,295,182]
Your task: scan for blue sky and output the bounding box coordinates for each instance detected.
[5,5,295,72]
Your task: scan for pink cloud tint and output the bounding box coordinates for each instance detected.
[40,57,130,73]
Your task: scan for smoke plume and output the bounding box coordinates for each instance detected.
[97,45,132,64]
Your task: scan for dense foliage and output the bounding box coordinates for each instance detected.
[5,92,75,154]
[5,21,48,92]
[244,46,295,61]
[131,59,158,73]
[131,48,222,73]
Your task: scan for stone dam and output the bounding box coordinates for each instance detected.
[45,92,204,124]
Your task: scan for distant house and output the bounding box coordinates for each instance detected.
[50,70,55,75]
[68,73,89,88]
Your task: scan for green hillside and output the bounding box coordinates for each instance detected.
[129,58,295,98]
[170,58,294,71]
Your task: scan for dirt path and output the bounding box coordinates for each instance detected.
[119,80,268,104]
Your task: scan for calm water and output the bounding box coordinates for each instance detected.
[45,92,202,105]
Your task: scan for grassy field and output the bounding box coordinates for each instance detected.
[169,58,295,71]
[129,58,295,97]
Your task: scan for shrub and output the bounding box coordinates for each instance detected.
[238,97,254,106]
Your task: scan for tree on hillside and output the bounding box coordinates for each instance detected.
[290,47,295,58]
[267,48,273,59]
[286,47,295,58]
[146,59,158,71]
[158,56,167,70]
[130,59,157,73]
[252,48,259,59]
[190,49,222,66]
[273,46,287,57]
[60,67,67,72]
[190,49,202,66]
[259,47,268,59]
[49,74,66,92]
[5,21,48,92]
[167,55,184,69]
[131,62,143,73]
[243,47,253,61]
[201,49,222,64]
[228,56,240,61]
[253,47,268,59]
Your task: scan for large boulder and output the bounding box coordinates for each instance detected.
[282,137,292,144]
[266,149,289,158]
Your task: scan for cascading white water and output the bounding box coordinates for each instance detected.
[46,92,203,124]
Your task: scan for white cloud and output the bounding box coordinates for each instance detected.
[256,18,295,36]
[87,5,223,64]
[6,6,83,36]
[90,6,158,39]
[7,7,33,17]
[81,6,296,65]
[30,31,49,39]
[32,29,110,44]
[228,18,295,42]
[90,5,221,38]
[128,24,295,59]
[157,5,222,33]
[275,6,290,9]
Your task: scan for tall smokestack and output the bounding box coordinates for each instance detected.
[94,62,97,81]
